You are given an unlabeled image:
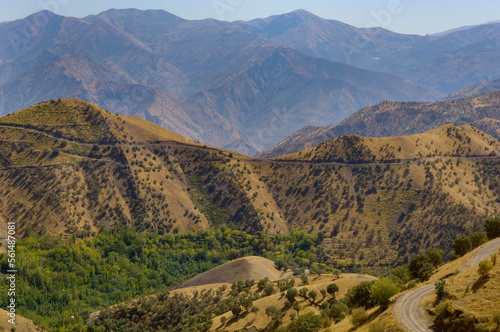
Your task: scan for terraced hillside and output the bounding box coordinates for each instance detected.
[1,99,499,270]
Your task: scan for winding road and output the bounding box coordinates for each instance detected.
[395,237,500,332]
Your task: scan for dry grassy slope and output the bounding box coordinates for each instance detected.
[173,256,283,289]
[279,124,500,162]
[1,99,500,269]
[473,118,500,140]
[0,309,44,332]
[434,252,500,322]
[209,273,376,332]
[99,269,376,332]
[334,240,500,332]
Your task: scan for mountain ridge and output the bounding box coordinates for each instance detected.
[0,8,451,155]
[258,90,500,158]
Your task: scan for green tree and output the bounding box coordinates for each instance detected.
[308,290,317,303]
[284,312,323,332]
[300,273,309,285]
[286,288,298,303]
[327,283,339,298]
[345,281,377,309]
[327,302,349,322]
[453,236,472,256]
[426,248,445,267]
[299,287,309,298]
[369,278,400,307]
[390,266,411,285]
[242,298,253,311]
[408,255,435,281]
[478,259,493,278]
[434,280,446,299]
[231,305,242,317]
[485,217,500,239]
[470,232,488,248]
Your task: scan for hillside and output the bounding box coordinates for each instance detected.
[1,99,500,265]
[445,78,500,100]
[86,236,500,332]
[173,256,283,289]
[89,264,376,332]
[259,90,500,158]
[278,124,500,163]
[0,309,43,331]
[1,99,500,331]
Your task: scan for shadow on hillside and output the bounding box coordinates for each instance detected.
[471,277,490,293]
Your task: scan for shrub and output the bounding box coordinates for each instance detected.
[477,259,493,278]
[485,217,500,239]
[350,307,368,326]
[434,280,446,299]
[370,278,400,307]
[327,302,349,322]
[284,312,323,332]
[435,300,453,316]
[493,311,500,328]
[369,322,385,332]
[453,236,472,256]
[470,232,488,248]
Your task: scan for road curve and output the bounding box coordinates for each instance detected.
[395,237,500,332]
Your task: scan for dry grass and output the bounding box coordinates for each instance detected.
[0,309,44,332]
[282,123,500,162]
[173,256,283,289]
[429,249,500,327]
[210,273,376,332]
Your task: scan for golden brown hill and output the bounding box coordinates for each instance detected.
[278,124,500,163]
[89,268,376,332]
[0,98,198,145]
[1,99,500,270]
[173,256,283,289]
[0,309,44,331]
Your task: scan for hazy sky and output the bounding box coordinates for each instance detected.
[2,0,500,35]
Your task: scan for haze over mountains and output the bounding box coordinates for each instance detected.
[259,90,500,158]
[2,9,500,154]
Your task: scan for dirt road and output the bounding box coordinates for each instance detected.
[395,237,500,331]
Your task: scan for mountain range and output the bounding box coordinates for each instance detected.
[2,9,500,154]
[259,90,500,158]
